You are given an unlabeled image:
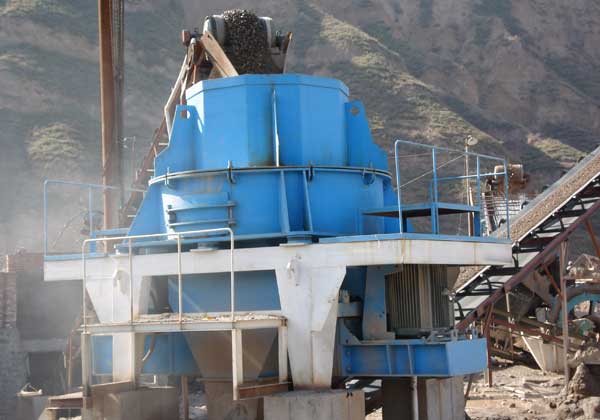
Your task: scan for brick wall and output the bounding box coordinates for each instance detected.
[0,253,39,420]
[0,328,27,420]
[0,273,17,328]
[4,252,43,275]
[0,250,79,419]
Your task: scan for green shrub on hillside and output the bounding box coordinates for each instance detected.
[27,123,85,175]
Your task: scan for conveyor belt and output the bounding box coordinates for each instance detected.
[455,145,600,328]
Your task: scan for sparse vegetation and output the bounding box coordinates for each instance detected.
[527,133,585,166]
[362,22,426,77]
[0,0,74,17]
[473,17,493,47]
[27,123,85,174]
[473,0,525,38]
[546,54,600,102]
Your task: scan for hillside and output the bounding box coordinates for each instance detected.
[0,0,599,254]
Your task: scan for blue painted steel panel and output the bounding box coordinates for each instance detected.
[168,270,281,313]
[341,267,367,302]
[184,75,349,168]
[345,101,388,171]
[141,334,200,375]
[91,334,199,376]
[92,335,112,375]
[130,167,391,241]
[341,338,487,377]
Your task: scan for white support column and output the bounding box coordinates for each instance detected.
[85,265,149,383]
[275,262,346,388]
[113,332,145,382]
[231,328,244,400]
[278,325,288,383]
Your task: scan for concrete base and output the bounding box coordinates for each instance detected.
[383,377,464,420]
[16,394,48,420]
[204,382,263,420]
[96,387,178,420]
[264,390,365,420]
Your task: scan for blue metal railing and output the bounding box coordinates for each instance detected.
[393,139,510,239]
[43,180,145,257]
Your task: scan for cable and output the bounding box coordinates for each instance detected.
[396,155,464,189]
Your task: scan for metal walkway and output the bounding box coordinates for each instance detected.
[455,145,600,329]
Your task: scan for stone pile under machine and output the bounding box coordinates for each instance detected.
[44,10,514,420]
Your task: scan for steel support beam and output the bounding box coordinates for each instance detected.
[456,198,600,330]
[98,0,123,229]
[542,264,563,300]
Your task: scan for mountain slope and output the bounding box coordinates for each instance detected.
[0,0,598,254]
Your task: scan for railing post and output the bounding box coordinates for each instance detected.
[230,231,235,321]
[431,148,439,234]
[43,181,48,257]
[89,188,96,254]
[82,239,92,411]
[177,234,183,325]
[504,159,510,239]
[476,156,482,236]
[129,238,133,324]
[82,242,88,332]
[394,140,404,233]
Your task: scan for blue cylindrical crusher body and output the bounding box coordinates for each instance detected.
[128,74,396,243]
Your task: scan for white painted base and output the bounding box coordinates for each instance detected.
[47,237,511,388]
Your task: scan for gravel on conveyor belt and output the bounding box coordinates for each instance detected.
[455,145,600,292]
[222,9,278,74]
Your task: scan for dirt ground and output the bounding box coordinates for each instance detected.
[180,364,584,420]
[361,364,564,419]
[465,364,564,420]
[181,367,560,419]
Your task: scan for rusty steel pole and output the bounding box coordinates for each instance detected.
[560,241,570,389]
[98,0,122,229]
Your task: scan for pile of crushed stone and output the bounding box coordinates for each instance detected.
[556,363,600,419]
[222,9,278,74]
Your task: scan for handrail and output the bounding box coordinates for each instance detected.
[81,228,235,333]
[394,139,506,162]
[393,139,510,239]
[394,141,404,233]
[43,179,145,257]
